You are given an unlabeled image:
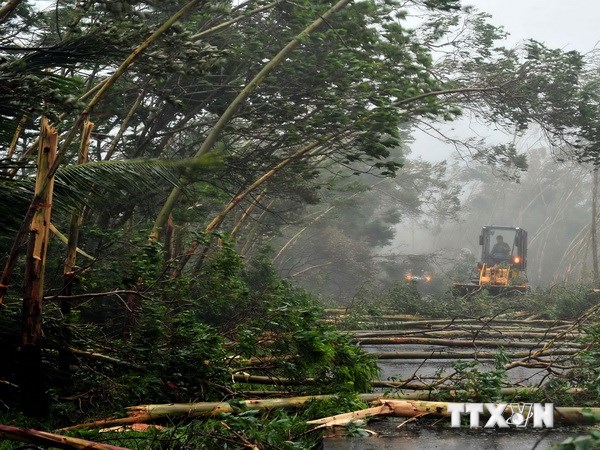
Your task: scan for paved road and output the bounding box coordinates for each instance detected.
[323,317,582,449]
[324,427,579,449]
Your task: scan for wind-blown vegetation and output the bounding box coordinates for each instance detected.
[2,0,600,447]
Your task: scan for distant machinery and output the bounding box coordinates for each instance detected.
[404,271,432,283]
[452,225,528,296]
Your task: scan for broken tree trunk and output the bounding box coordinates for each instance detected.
[60,398,600,432]
[20,118,57,416]
[230,189,267,237]
[348,330,582,340]
[0,424,128,450]
[230,374,586,396]
[6,114,27,159]
[307,399,600,427]
[352,336,583,349]
[59,394,386,431]
[330,317,574,327]
[344,323,575,333]
[60,119,93,388]
[370,349,577,360]
[68,347,144,370]
[593,167,599,285]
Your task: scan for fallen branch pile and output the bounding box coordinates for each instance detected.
[307,399,600,428]
[58,394,383,432]
[352,336,583,349]
[56,397,600,434]
[231,373,586,395]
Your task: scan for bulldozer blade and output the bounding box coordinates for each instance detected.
[452,283,528,298]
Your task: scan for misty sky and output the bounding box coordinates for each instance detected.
[411,1,600,162]
[466,0,599,53]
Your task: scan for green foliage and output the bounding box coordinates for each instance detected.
[73,410,316,449]
[190,239,251,326]
[337,281,441,329]
[443,353,508,402]
[237,247,379,393]
[524,285,597,320]
[334,282,596,328]
[127,307,229,403]
[525,378,580,407]
[551,411,600,450]
[0,238,377,441]
[55,159,182,206]
[0,159,185,252]
[436,284,593,320]
[303,393,368,420]
[571,323,600,406]
[384,282,424,314]
[552,431,600,450]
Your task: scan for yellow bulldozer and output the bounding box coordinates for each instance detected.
[452,225,528,297]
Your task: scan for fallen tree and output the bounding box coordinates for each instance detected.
[231,374,586,395]
[58,394,384,431]
[329,317,575,327]
[343,323,577,332]
[308,399,600,428]
[348,329,583,340]
[57,397,600,433]
[370,349,578,360]
[0,424,128,450]
[352,336,583,349]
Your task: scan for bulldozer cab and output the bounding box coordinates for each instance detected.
[480,226,527,270]
[452,225,528,297]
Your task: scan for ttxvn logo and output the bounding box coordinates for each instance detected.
[448,403,554,428]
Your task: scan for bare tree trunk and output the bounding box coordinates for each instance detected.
[6,115,27,159]
[20,118,57,416]
[60,120,93,389]
[0,0,21,23]
[0,424,128,450]
[592,168,599,285]
[103,87,147,160]
[308,399,594,427]
[163,214,175,264]
[230,189,267,237]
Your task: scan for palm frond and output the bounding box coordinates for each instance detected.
[8,32,126,70]
[54,159,183,207]
[0,159,185,252]
[0,178,32,248]
[0,33,128,145]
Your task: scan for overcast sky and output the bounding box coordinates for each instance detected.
[465,0,599,53]
[411,1,600,162]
